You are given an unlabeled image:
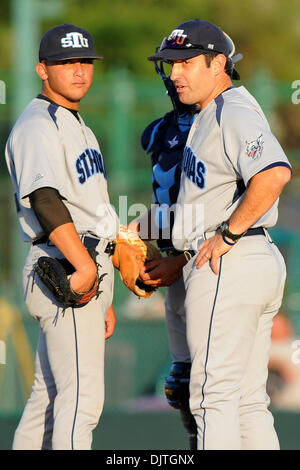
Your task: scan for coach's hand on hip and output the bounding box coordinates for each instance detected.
[196,233,234,275]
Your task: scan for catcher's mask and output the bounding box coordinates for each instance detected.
[153,48,191,120]
[222,30,243,80]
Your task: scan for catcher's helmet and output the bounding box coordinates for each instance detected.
[153,47,192,120]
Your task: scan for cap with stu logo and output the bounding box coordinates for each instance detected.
[148,19,242,79]
[39,23,103,63]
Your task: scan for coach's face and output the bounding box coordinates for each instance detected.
[170,53,227,110]
[36,58,94,110]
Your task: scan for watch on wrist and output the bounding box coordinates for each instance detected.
[220,221,244,242]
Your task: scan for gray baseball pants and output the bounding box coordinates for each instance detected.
[12,240,113,450]
[165,276,190,363]
[183,233,286,450]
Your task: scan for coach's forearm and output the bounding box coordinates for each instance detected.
[228,166,291,235]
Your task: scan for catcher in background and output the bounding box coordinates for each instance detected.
[5,24,118,450]
[129,39,243,450]
[129,50,198,450]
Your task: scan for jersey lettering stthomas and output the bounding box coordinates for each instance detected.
[76,148,106,184]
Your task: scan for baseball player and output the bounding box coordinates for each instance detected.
[138,36,242,450]
[5,24,118,450]
[147,19,292,450]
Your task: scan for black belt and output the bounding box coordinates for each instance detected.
[164,227,266,258]
[243,227,265,237]
[32,235,115,255]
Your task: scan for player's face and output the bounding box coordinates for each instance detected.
[170,54,221,109]
[37,58,94,110]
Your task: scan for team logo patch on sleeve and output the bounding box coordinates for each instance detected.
[246,134,264,159]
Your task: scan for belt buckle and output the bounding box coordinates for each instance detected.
[106,242,116,256]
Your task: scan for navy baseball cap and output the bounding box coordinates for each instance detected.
[148,19,242,79]
[39,23,103,63]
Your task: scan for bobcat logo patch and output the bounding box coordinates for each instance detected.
[246,134,264,159]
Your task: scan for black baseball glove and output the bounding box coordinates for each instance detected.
[34,247,107,308]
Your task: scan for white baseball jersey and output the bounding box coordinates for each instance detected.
[5,96,118,242]
[172,86,291,251]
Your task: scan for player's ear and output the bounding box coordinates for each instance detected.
[36,62,48,81]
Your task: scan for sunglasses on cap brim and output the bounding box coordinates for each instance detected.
[159,36,225,56]
[159,29,240,58]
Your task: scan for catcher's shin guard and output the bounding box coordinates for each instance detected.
[164,362,197,450]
